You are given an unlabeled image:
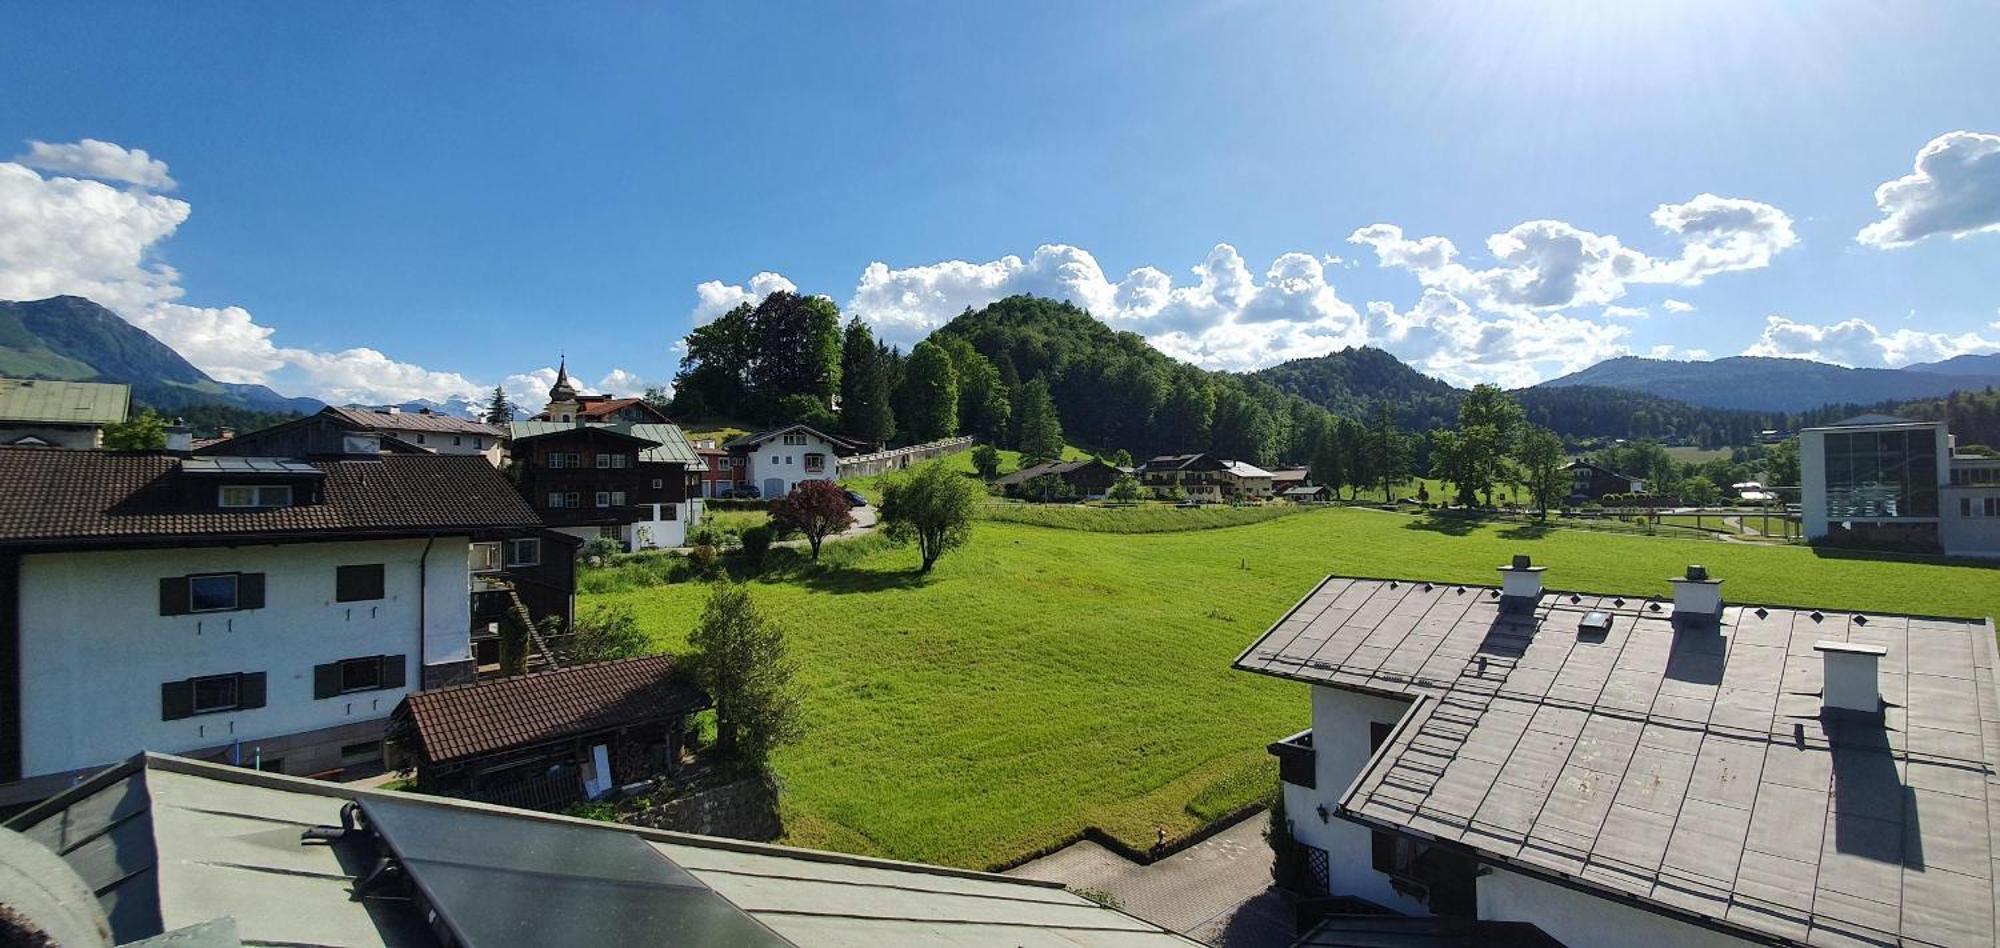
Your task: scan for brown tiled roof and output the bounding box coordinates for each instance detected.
[0,447,542,546]
[327,406,505,436]
[576,397,668,421]
[397,655,707,765]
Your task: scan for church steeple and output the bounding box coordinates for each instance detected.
[545,354,581,421]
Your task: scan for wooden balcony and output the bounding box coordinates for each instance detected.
[1268,728,1316,789]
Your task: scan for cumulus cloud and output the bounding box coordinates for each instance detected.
[1857,131,2000,248]
[1361,290,1629,387]
[1743,314,1998,367]
[1349,194,1796,315]
[690,271,797,324]
[1662,299,1696,314]
[0,141,490,405]
[15,138,177,190]
[596,368,656,395]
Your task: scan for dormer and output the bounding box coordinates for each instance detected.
[177,456,327,509]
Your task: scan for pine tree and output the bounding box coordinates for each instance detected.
[839,319,895,446]
[901,340,959,441]
[483,385,516,424]
[1015,377,1065,464]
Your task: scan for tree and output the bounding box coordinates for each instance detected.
[672,302,756,418]
[1443,385,1526,506]
[685,582,804,765]
[1514,425,1569,519]
[103,409,167,451]
[641,385,673,414]
[1015,377,1065,464]
[482,385,517,424]
[1367,407,1413,501]
[939,336,1010,442]
[839,319,895,446]
[1764,437,1801,486]
[1309,425,1346,499]
[745,291,843,414]
[1105,448,1134,468]
[970,444,1001,479]
[768,480,855,560]
[551,603,649,665]
[1107,473,1144,504]
[880,458,980,573]
[901,340,959,441]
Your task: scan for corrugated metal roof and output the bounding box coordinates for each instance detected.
[1237,575,2000,947]
[6,755,1200,947]
[0,378,129,425]
[508,420,707,471]
[327,406,504,436]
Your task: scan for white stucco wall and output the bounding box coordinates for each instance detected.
[742,436,840,497]
[0,424,100,448]
[16,537,471,778]
[390,428,504,465]
[1940,486,2000,557]
[1478,865,1749,947]
[1288,684,1429,915]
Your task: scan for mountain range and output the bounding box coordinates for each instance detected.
[0,296,322,415]
[1535,355,2000,413]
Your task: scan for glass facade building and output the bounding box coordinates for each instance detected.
[1820,428,1939,520]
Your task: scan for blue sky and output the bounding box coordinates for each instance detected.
[3,2,1997,404]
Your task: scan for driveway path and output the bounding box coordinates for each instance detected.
[1007,814,1295,947]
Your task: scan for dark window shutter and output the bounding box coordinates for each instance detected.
[159,577,189,616]
[337,564,385,603]
[237,672,266,709]
[380,654,407,690]
[313,662,341,699]
[238,573,265,610]
[162,680,194,720]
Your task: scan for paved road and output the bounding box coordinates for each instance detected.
[1007,814,1296,947]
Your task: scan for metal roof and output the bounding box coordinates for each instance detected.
[1235,575,2000,947]
[326,406,505,436]
[508,420,706,471]
[176,456,324,476]
[6,754,1198,947]
[0,377,129,426]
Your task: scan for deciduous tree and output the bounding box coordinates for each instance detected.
[880,458,980,573]
[103,409,167,451]
[901,340,959,441]
[970,444,1001,479]
[1514,425,1568,519]
[686,582,804,765]
[768,480,855,560]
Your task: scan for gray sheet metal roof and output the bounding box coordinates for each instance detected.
[7,754,1196,947]
[1235,576,2000,947]
[327,406,505,437]
[0,377,129,425]
[507,420,707,471]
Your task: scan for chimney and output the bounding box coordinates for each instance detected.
[1497,554,1545,609]
[1815,640,1887,713]
[163,418,192,453]
[218,426,236,441]
[386,406,401,414]
[1669,565,1723,619]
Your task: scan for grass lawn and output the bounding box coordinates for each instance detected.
[980,502,1306,533]
[705,508,770,535]
[839,443,1090,502]
[1666,445,1738,463]
[588,506,2000,871]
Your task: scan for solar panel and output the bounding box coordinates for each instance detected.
[352,796,789,948]
[178,456,322,476]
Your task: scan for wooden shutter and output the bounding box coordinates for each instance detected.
[380,654,407,690]
[337,564,384,602]
[313,662,341,699]
[161,680,194,720]
[237,572,266,609]
[237,672,267,709]
[159,577,189,616]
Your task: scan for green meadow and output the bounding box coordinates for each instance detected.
[587,505,2000,870]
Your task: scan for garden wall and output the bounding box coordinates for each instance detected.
[837,436,976,478]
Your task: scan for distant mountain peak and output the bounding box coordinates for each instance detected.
[1537,353,2000,413]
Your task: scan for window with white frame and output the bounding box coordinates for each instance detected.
[610,490,626,506]
[505,538,541,567]
[804,453,826,473]
[218,485,293,508]
[782,433,808,446]
[596,491,612,507]
[548,452,580,469]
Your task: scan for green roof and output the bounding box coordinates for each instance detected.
[0,378,129,426]
[506,420,707,471]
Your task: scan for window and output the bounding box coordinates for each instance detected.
[565,491,580,508]
[1820,428,1939,520]
[548,491,569,508]
[1965,497,1975,517]
[469,542,503,572]
[652,478,664,489]
[1987,497,1999,518]
[596,453,612,468]
[190,574,238,612]
[453,436,463,446]
[599,525,622,539]
[610,490,626,506]
[549,452,580,469]
[336,564,386,602]
[784,455,793,465]
[783,433,808,446]
[161,672,265,720]
[596,491,612,508]
[720,457,732,470]
[314,655,406,698]
[505,538,541,567]
[415,434,427,444]
[804,453,826,473]
[218,485,293,508]
[342,434,380,455]
[474,437,484,449]
[161,572,263,615]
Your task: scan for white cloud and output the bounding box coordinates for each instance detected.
[596,368,654,395]
[15,138,177,190]
[1857,131,2000,248]
[1647,344,1711,361]
[1603,305,1649,320]
[1349,194,1795,315]
[690,271,797,325]
[1662,299,1696,314]
[1743,314,1998,367]
[0,141,490,405]
[1362,290,1629,387]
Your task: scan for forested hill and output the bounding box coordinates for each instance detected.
[1537,355,2000,413]
[1249,348,1460,433]
[936,295,1336,465]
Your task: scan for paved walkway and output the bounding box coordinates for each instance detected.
[1007,813,1296,947]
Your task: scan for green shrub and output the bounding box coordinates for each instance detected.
[738,524,774,565]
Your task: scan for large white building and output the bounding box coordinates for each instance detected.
[1800,414,2000,556]
[724,423,859,498]
[1239,558,2000,946]
[0,444,557,805]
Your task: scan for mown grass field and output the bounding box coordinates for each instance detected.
[587,504,2000,871]
[979,502,1305,533]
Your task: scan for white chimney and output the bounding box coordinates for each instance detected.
[1669,565,1723,619]
[1497,554,1545,605]
[163,421,193,453]
[1815,640,1886,713]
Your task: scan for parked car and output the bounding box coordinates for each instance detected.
[844,489,868,507]
[721,484,761,499]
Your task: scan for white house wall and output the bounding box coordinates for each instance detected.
[16,537,471,779]
[742,438,840,497]
[1477,865,1749,947]
[1291,684,1428,915]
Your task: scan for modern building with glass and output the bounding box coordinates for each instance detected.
[1800,414,2000,555]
